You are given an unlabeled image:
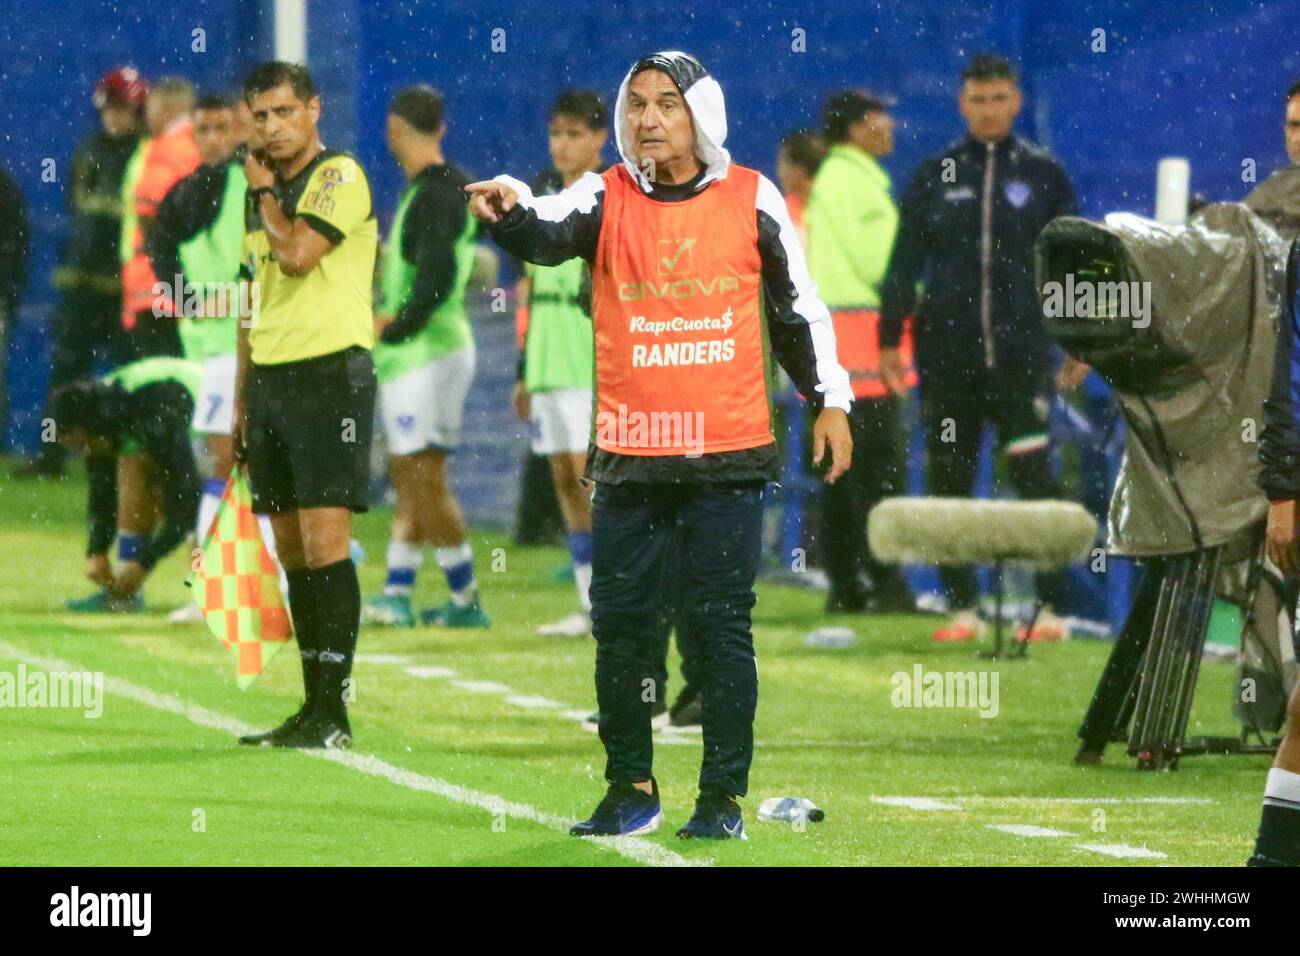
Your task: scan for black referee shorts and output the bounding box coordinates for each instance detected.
[245,346,376,514]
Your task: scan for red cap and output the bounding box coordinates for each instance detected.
[93,67,149,112]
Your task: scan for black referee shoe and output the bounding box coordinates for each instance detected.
[238,705,311,746]
[273,711,352,750]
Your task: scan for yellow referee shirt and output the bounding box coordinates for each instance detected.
[242,149,378,365]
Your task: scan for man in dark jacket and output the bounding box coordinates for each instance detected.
[468,51,852,840]
[16,67,145,476]
[879,53,1078,642]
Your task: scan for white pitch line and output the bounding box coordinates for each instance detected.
[654,732,697,746]
[570,713,700,744]
[451,679,514,695]
[871,796,964,811]
[1075,843,1167,860]
[872,797,1175,859]
[503,695,563,710]
[873,794,1211,807]
[354,654,414,665]
[0,641,705,869]
[988,824,1072,838]
[948,796,1213,806]
[403,665,458,679]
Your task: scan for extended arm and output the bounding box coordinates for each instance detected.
[470,173,604,266]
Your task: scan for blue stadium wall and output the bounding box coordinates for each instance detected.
[1,0,273,449]
[3,0,1295,539]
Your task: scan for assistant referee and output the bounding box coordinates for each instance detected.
[234,62,378,749]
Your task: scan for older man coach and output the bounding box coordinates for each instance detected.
[467,51,853,840]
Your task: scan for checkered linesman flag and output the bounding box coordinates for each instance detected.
[187,466,291,688]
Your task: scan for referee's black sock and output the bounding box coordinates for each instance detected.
[285,567,321,713]
[307,558,361,725]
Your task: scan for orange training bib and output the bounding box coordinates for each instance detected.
[591,164,773,458]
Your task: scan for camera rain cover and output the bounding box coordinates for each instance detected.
[1037,204,1288,556]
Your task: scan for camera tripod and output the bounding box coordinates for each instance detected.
[1077,546,1278,770]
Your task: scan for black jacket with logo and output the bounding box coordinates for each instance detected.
[53,131,139,298]
[880,134,1077,382]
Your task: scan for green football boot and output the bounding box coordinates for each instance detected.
[420,598,491,629]
[66,589,145,613]
[361,593,416,628]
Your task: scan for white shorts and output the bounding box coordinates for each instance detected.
[530,388,593,456]
[192,354,237,435]
[380,346,476,455]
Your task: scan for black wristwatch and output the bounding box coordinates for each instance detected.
[249,186,276,204]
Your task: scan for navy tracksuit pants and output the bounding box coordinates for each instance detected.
[590,481,764,796]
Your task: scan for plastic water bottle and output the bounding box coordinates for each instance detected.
[757,797,825,824]
[804,626,855,648]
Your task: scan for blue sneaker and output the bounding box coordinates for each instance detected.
[66,590,145,613]
[570,779,662,836]
[676,791,747,840]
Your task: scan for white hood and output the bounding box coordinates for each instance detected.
[613,51,730,194]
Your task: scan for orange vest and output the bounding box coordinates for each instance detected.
[591,164,772,457]
[121,119,201,328]
[830,309,918,399]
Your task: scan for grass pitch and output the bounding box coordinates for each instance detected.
[0,466,1271,866]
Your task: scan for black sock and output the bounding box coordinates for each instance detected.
[306,558,361,724]
[1250,800,1300,866]
[285,567,320,713]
